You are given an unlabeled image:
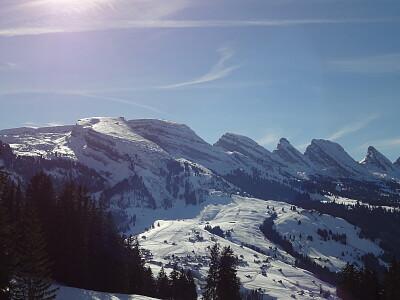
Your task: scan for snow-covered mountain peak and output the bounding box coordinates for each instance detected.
[75,117,149,142]
[214,132,272,160]
[128,118,227,164]
[304,139,367,177]
[128,119,206,147]
[360,146,397,174]
[273,138,313,170]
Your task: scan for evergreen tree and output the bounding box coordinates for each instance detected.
[217,246,241,300]
[11,206,57,300]
[337,263,361,300]
[156,267,171,299]
[0,170,16,300]
[384,256,400,300]
[359,267,380,300]
[169,265,180,300]
[125,236,146,294]
[203,244,220,300]
[175,269,188,300]
[184,270,197,300]
[141,267,156,298]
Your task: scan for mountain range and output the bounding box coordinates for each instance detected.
[1,116,400,299]
[1,117,399,209]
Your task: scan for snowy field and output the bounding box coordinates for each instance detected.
[135,193,385,299]
[55,285,158,300]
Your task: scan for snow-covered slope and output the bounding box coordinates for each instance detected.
[138,195,386,299]
[304,139,367,178]
[214,133,286,171]
[55,285,159,300]
[128,119,246,175]
[0,125,74,159]
[215,133,271,161]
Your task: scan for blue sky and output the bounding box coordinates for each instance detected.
[0,0,399,161]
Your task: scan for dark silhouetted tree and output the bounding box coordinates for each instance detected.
[203,243,220,300]
[156,267,170,299]
[11,206,57,300]
[384,256,400,300]
[217,246,241,300]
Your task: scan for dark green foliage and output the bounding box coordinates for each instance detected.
[224,169,299,201]
[217,246,241,300]
[203,244,241,300]
[184,270,198,300]
[102,174,156,209]
[11,206,58,300]
[163,265,198,300]
[156,267,171,299]
[204,225,224,238]
[337,263,380,300]
[384,257,400,300]
[243,289,264,300]
[141,267,156,297]
[0,168,17,300]
[0,168,155,298]
[203,244,220,300]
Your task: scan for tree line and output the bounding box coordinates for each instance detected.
[337,257,400,300]
[0,170,198,299]
[296,197,400,261]
[202,244,241,300]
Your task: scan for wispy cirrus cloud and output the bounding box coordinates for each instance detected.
[0,89,170,115]
[0,0,191,36]
[0,61,20,71]
[1,0,399,38]
[327,53,400,74]
[161,47,240,89]
[2,18,400,37]
[74,93,171,115]
[295,114,380,151]
[258,128,283,147]
[359,137,400,152]
[327,114,380,141]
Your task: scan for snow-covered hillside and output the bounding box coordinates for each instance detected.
[134,194,386,299]
[55,285,159,300]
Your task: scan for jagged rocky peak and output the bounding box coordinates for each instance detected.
[273,138,310,167]
[304,139,366,177]
[214,132,272,160]
[395,157,400,167]
[360,146,397,172]
[277,137,291,148]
